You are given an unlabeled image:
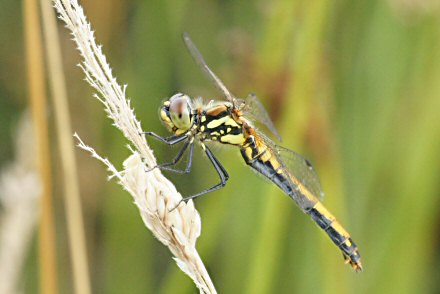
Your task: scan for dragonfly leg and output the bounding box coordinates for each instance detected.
[141,131,188,145]
[155,141,194,174]
[179,143,229,203]
[141,131,191,171]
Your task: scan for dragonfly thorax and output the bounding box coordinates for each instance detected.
[160,93,195,134]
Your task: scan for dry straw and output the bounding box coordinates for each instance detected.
[40,0,91,293]
[53,0,216,293]
[23,0,58,292]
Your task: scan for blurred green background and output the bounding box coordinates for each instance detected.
[1,0,440,293]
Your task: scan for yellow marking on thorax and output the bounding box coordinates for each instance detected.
[225,118,240,127]
[220,134,245,145]
[206,115,231,129]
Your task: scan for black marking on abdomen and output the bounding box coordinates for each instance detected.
[241,147,315,210]
[308,207,334,230]
[306,206,361,268]
[325,225,347,245]
[340,238,361,264]
[242,150,276,177]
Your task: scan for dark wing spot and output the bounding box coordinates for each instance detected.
[305,159,313,170]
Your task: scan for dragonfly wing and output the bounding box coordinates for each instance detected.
[256,131,324,201]
[182,32,234,102]
[276,145,325,201]
[242,93,282,141]
[252,132,324,211]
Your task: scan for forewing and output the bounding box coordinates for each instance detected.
[276,145,325,200]
[182,32,234,102]
[242,93,282,141]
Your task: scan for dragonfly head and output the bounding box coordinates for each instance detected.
[160,93,194,134]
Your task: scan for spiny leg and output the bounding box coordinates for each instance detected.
[211,148,229,181]
[141,131,188,145]
[155,140,195,174]
[180,143,229,203]
[141,131,190,171]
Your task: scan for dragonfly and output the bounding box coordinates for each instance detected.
[141,32,362,272]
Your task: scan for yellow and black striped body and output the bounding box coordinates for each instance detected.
[239,129,362,271]
[197,103,246,146]
[195,102,362,271]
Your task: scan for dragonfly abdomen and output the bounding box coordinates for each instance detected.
[307,203,362,271]
[240,138,362,271]
[240,141,316,209]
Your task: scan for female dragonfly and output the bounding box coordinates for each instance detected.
[142,33,362,272]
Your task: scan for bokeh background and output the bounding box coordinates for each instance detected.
[1,0,440,293]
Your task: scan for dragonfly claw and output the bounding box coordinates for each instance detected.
[145,166,157,173]
[169,199,185,213]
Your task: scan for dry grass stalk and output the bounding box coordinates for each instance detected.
[53,0,216,292]
[23,0,58,293]
[40,0,91,293]
[0,114,40,294]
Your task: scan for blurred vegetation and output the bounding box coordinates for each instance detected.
[1,0,440,293]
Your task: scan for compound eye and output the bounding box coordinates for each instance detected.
[169,94,192,130]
